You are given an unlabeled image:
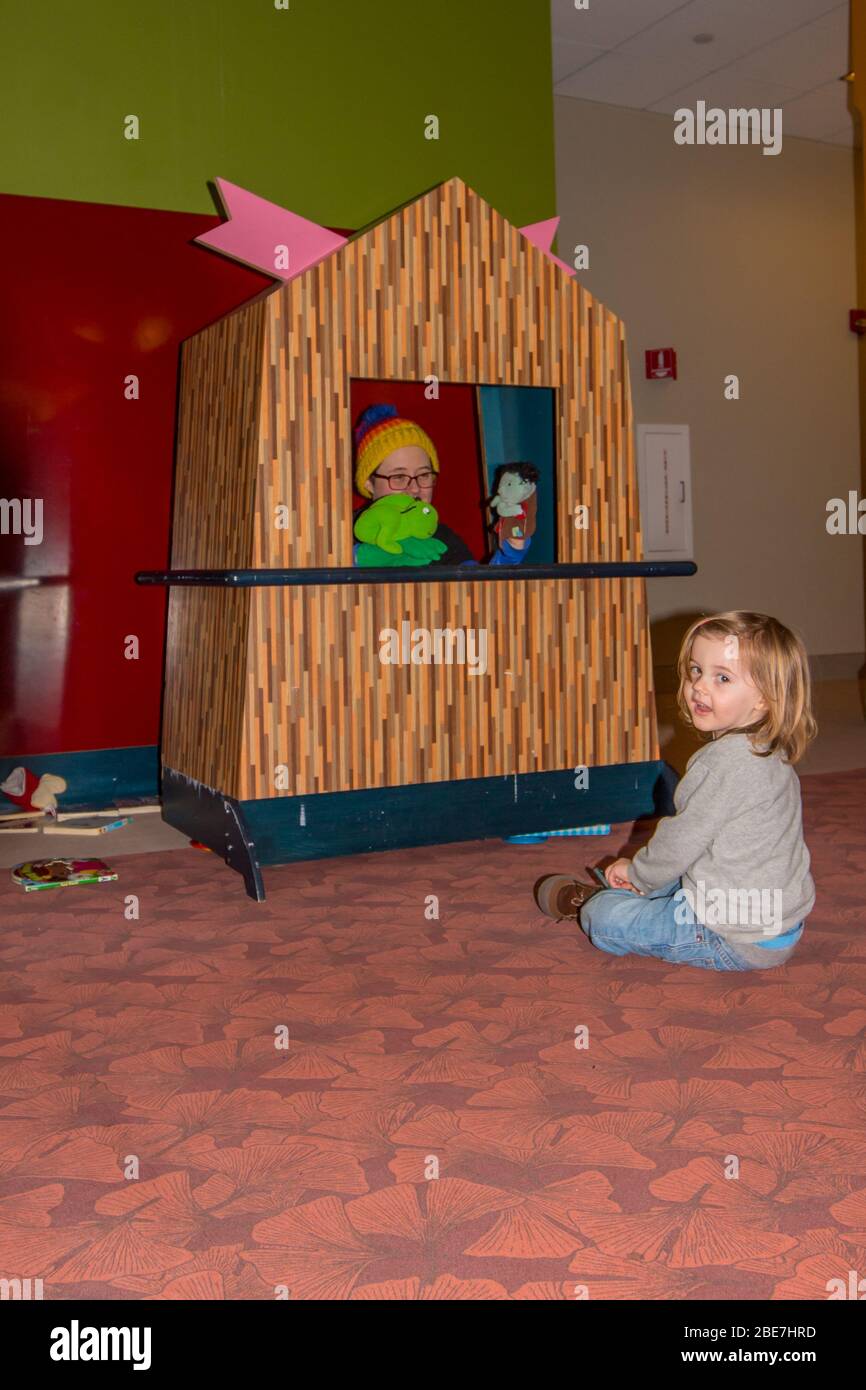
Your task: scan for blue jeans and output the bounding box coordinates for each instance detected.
[581,878,803,971]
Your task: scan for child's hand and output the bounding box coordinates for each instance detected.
[606,858,643,893]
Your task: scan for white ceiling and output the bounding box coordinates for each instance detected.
[552,0,857,146]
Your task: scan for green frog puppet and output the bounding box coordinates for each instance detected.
[353,493,448,567]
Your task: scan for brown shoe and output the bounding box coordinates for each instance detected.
[533,874,603,923]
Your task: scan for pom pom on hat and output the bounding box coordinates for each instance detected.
[354,402,399,446]
[353,403,439,498]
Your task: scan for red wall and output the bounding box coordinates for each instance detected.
[350,379,488,559]
[0,195,490,762]
[0,192,271,757]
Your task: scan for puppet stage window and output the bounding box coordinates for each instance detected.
[350,379,557,570]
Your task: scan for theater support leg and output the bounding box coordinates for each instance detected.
[161,766,266,901]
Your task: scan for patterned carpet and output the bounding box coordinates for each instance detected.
[1,768,865,1302]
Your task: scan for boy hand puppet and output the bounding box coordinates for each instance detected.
[487,463,539,565]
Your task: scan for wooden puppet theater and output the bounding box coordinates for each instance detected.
[139,178,693,899]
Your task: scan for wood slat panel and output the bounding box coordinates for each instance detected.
[166,178,658,797]
[171,297,269,569]
[237,576,656,799]
[253,180,640,570]
[163,297,269,787]
[162,585,250,791]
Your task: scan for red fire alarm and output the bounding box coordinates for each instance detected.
[646,348,677,379]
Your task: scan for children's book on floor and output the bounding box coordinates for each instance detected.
[0,815,46,834]
[43,816,131,835]
[12,858,118,891]
[55,799,160,821]
[0,807,47,825]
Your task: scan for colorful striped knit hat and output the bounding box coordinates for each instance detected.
[353,403,440,498]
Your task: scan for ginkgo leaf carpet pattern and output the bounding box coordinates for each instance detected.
[0,769,864,1301]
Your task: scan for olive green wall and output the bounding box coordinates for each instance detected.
[2,0,556,228]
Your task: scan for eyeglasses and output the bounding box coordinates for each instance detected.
[370,469,436,490]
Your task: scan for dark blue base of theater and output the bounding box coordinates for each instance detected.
[161,760,678,901]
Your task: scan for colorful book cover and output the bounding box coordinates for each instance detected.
[11,858,118,891]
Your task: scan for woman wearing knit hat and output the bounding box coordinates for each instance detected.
[352,403,475,566]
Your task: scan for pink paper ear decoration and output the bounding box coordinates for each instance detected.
[518,216,575,277]
[194,178,349,281]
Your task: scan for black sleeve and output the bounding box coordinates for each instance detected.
[433,521,476,565]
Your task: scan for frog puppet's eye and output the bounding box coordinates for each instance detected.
[422,507,430,514]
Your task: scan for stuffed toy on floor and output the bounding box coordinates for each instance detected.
[0,765,67,814]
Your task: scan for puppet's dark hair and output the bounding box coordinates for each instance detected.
[489,462,539,496]
[486,462,540,530]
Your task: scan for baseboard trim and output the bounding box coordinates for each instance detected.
[0,746,159,807]
[808,652,866,682]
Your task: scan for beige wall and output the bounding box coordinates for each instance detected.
[555,96,865,667]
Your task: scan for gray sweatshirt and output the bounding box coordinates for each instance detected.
[629,732,815,944]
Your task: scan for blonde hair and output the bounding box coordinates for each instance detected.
[675,612,817,764]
